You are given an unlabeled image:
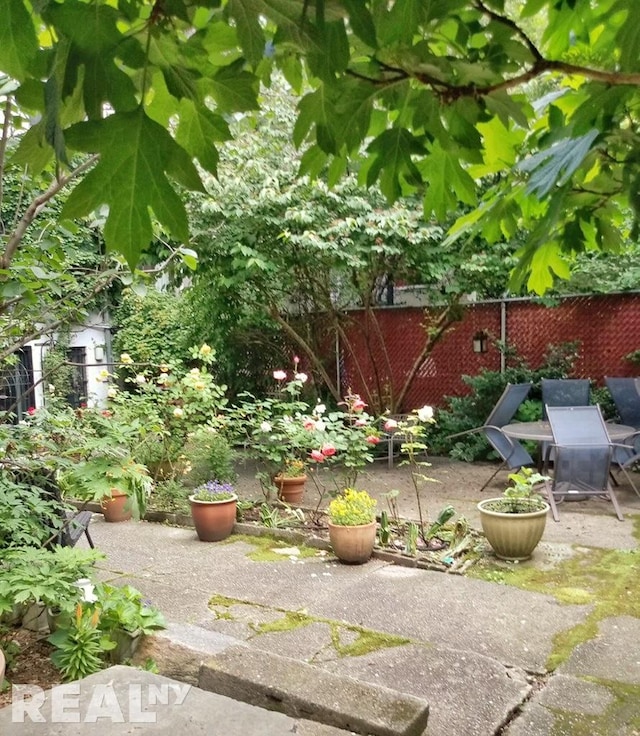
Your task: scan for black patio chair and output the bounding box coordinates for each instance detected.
[448,382,534,492]
[604,377,640,496]
[545,405,624,522]
[34,468,95,549]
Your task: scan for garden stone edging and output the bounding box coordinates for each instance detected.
[75,501,477,573]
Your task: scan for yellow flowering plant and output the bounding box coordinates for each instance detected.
[328,488,377,527]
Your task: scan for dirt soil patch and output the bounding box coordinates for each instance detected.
[0,627,62,708]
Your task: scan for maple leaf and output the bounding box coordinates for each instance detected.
[62,109,204,268]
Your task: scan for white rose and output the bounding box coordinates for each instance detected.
[107,388,118,398]
[294,372,308,383]
[260,421,272,432]
[173,407,184,418]
[315,420,326,432]
[417,405,434,422]
[314,403,326,416]
[135,374,146,384]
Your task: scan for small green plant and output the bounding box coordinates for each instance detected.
[378,510,391,546]
[258,503,304,528]
[486,467,549,514]
[94,583,166,636]
[49,604,116,681]
[404,522,419,556]
[328,488,377,526]
[190,480,236,502]
[278,458,307,478]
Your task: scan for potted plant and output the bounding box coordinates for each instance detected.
[327,488,378,564]
[189,480,238,541]
[59,452,153,523]
[477,467,550,561]
[273,458,307,504]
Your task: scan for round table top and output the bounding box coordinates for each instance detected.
[502,420,636,442]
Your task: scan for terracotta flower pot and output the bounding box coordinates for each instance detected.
[328,520,377,564]
[477,498,549,561]
[101,489,132,523]
[189,494,237,542]
[274,475,307,505]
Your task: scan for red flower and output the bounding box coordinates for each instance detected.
[310,449,325,463]
[365,435,380,445]
[26,407,36,415]
[321,443,336,457]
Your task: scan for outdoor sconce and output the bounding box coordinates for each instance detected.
[473,331,488,354]
[94,345,105,362]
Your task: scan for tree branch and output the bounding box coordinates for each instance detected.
[1,155,99,271]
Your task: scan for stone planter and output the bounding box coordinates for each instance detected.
[477,498,550,561]
[109,628,143,664]
[328,521,377,564]
[189,494,238,542]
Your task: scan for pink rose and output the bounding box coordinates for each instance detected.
[354,418,368,427]
[273,370,287,381]
[366,435,380,445]
[27,407,36,415]
[310,449,325,463]
[303,419,316,430]
[321,443,336,457]
[384,419,398,431]
[352,398,367,412]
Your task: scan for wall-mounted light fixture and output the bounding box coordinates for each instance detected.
[472,331,488,354]
[94,345,105,362]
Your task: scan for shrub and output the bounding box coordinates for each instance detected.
[431,341,581,461]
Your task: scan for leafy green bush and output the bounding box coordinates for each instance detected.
[431,342,581,461]
[181,428,237,488]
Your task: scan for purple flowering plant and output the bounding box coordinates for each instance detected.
[191,480,236,502]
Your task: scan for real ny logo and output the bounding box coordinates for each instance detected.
[12,682,191,723]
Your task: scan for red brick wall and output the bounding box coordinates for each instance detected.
[337,294,640,411]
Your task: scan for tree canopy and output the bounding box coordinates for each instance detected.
[2,0,640,292]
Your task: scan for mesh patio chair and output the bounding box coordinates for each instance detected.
[448,382,533,492]
[604,377,640,496]
[541,378,591,417]
[545,405,624,522]
[379,414,410,469]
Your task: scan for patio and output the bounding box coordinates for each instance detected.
[42,454,640,736]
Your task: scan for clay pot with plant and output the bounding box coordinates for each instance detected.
[327,488,378,564]
[189,481,238,541]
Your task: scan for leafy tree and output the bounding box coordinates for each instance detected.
[185,80,518,411]
[1,0,640,295]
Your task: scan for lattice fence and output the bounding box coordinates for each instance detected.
[336,294,640,413]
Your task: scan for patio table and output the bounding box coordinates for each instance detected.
[502,421,636,443]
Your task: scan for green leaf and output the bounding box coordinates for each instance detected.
[518,130,600,197]
[484,91,530,129]
[420,144,477,220]
[62,109,204,267]
[208,64,259,113]
[343,0,378,47]
[616,16,640,71]
[0,0,38,80]
[526,242,571,294]
[228,0,266,66]
[366,128,427,202]
[176,99,230,175]
[293,86,336,153]
[10,122,54,173]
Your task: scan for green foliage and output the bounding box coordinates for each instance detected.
[484,467,549,514]
[105,344,228,479]
[0,471,65,549]
[181,428,237,488]
[112,290,192,373]
[432,341,581,460]
[93,583,166,636]
[0,546,103,614]
[226,369,380,488]
[49,605,115,682]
